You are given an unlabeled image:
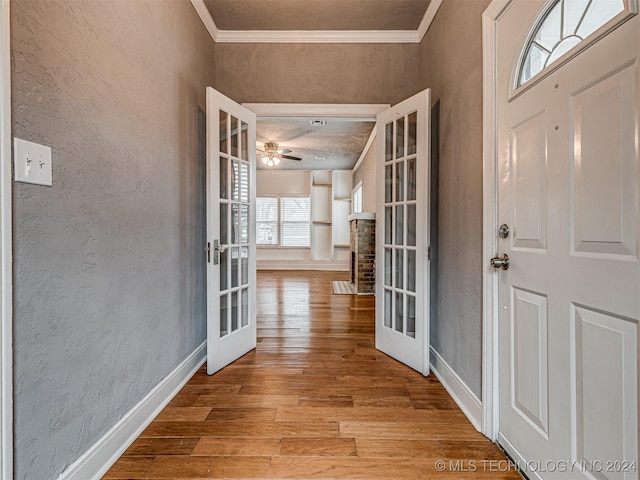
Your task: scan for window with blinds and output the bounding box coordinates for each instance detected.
[256,197,278,245]
[256,196,310,247]
[353,183,363,214]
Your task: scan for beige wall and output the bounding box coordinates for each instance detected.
[215,43,419,104]
[11,1,216,478]
[419,0,490,398]
[353,140,377,213]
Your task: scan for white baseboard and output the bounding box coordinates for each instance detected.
[258,260,349,271]
[430,346,483,431]
[58,342,206,480]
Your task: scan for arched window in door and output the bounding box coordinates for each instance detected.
[518,0,631,87]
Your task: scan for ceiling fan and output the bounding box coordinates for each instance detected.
[257,142,302,167]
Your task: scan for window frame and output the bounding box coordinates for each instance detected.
[511,0,637,99]
[256,194,311,249]
[352,181,363,214]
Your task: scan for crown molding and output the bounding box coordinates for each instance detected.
[191,0,219,41]
[417,0,443,41]
[191,0,442,44]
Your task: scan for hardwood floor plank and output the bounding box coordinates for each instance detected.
[144,456,271,478]
[105,271,521,480]
[123,437,200,456]
[280,437,357,456]
[192,438,281,456]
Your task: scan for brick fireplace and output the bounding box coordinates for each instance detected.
[349,213,376,294]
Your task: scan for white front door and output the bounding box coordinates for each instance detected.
[375,90,431,375]
[206,87,257,375]
[495,2,639,478]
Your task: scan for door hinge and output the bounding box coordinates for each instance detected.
[207,242,211,263]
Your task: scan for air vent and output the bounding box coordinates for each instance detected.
[309,120,326,127]
[314,155,326,160]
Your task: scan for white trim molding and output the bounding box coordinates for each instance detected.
[430,347,482,431]
[57,343,206,480]
[482,0,513,443]
[0,0,12,478]
[243,103,389,121]
[191,0,442,44]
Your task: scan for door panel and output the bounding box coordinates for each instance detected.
[376,90,430,374]
[207,87,256,375]
[496,2,639,478]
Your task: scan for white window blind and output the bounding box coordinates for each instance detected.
[256,197,278,245]
[353,184,363,213]
[280,197,311,247]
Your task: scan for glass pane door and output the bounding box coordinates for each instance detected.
[376,90,430,375]
[207,87,256,375]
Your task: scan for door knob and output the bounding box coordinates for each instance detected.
[490,254,510,270]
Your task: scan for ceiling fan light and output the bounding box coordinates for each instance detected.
[261,156,269,165]
[273,157,280,165]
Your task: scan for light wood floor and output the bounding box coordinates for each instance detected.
[104,271,522,479]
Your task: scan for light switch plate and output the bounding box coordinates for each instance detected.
[14,137,52,186]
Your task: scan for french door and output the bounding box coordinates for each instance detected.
[206,87,257,375]
[375,90,431,375]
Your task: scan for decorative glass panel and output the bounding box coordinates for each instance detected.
[385,122,393,162]
[241,121,248,160]
[518,0,625,87]
[231,115,238,157]
[407,158,416,201]
[407,295,416,339]
[232,204,239,244]
[395,117,405,158]
[384,289,392,328]
[395,249,404,289]
[231,290,238,332]
[407,250,416,293]
[384,248,392,286]
[408,112,417,156]
[219,110,228,154]
[396,161,404,202]
[385,206,393,244]
[240,205,249,244]
[241,247,249,285]
[241,288,249,327]
[240,162,249,202]
[395,292,404,333]
[407,205,416,247]
[220,203,228,245]
[220,249,228,291]
[231,247,239,287]
[220,294,228,337]
[395,205,404,245]
[220,157,228,199]
[232,160,239,201]
[385,165,393,203]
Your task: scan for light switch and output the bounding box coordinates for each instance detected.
[14,137,52,186]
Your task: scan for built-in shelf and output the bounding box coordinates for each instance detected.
[334,244,350,249]
[335,197,352,201]
[312,183,332,187]
[313,221,332,225]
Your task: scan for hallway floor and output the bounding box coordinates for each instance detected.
[104,271,522,479]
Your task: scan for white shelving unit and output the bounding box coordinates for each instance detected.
[310,170,352,262]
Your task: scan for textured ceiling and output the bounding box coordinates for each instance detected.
[257,119,374,171]
[204,0,431,31]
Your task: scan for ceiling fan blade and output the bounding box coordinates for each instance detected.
[278,154,302,161]
[277,149,292,154]
[256,149,266,154]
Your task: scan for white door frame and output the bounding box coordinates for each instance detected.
[0,0,12,477]
[243,103,389,121]
[481,0,513,442]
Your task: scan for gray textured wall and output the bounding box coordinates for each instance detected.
[11,1,215,478]
[419,0,489,398]
[215,43,419,104]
